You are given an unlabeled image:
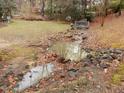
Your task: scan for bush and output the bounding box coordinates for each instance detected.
[0,0,16,21]
[84,11,95,22]
[63,7,83,21]
[109,0,124,13]
[45,0,84,21]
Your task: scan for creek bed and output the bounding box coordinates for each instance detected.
[14,63,54,92]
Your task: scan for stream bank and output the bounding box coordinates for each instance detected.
[0,29,124,93]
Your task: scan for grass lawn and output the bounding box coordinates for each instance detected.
[0,20,69,61]
[0,20,69,43]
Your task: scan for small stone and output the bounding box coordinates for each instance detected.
[68,68,78,77]
[82,36,87,40]
[56,57,65,63]
[101,54,109,59]
[96,85,101,89]
[100,63,110,69]
[104,69,108,73]
[113,60,120,66]
[25,65,30,69]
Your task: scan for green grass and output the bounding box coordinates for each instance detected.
[0,45,38,61]
[0,20,69,61]
[112,64,124,85]
[0,20,69,42]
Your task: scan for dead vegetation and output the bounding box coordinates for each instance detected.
[87,12,124,49]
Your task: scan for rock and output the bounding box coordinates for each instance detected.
[92,59,99,66]
[110,53,118,59]
[65,34,73,38]
[99,61,110,69]
[113,49,123,54]
[83,62,92,67]
[96,85,101,89]
[17,73,24,81]
[68,68,78,77]
[59,72,66,78]
[82,36,87,40]
[113,60,120,67]
[25,65,30,69]
[104,69,108,73]
[101,54,110,59]
[87,54,94,59]
[84,48,93,53]
[56,57,66,64]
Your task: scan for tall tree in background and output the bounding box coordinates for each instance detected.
[29,0,36,12]
[118,0,123,16]
[40,0,45,16]
[16,0,22,12]
[50,0,53,17]
[101,0,109,27]
[81,0,87,17]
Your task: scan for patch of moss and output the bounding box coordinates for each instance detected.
[111,64,124,85]
[0,45,38,61]
[111,43,124,48]
[11,45,37,58]
[0,49,17,61]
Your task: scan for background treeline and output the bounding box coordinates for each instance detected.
[0,0,124,21]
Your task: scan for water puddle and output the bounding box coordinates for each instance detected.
[49,42,88,61]
[14,63,54,92]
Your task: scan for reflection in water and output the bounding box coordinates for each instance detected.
[49,42,88,61]
[14,63,54,92]
[14,42,87,92]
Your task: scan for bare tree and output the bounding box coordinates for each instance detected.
[118,0,123,16]
[101,0,109,27]
[81,0,87,17]
[40,0,45,16]
[50,0,53,17]
[29,0,36,12]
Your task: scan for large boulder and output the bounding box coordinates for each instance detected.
[71,19,90,30]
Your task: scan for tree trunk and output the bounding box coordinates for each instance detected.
[50,0,53,17]
[81,0,87,17]
[118,0,122,16]
[101,0,109,27]
[40,0,45,16]
[17,0,22,11]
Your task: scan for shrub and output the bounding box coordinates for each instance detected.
[0,0,16,21]
[84,10,95,22]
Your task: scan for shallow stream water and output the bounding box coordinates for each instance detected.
[49,42,88,61]
[14,63,54,92]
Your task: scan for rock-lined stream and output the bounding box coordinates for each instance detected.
[12,29,124,93]
[14,41,89,92]
[13,30,88,92]
[14,63,54,92]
